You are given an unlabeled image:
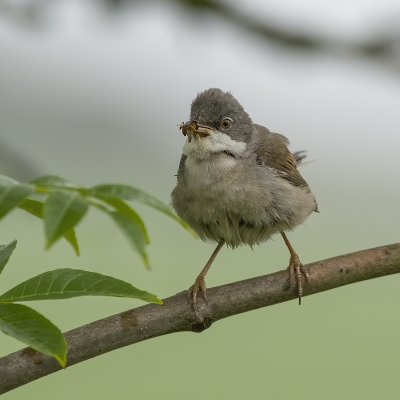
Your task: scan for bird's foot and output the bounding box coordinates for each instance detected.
[287,254,311,305]
[187,276,208,305]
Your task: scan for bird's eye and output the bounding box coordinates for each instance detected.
[220,118,232,129]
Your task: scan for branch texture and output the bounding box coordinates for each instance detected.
[1,242,400,394]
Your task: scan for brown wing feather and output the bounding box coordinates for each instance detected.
[254,124,318,212]
[254,124,309,188]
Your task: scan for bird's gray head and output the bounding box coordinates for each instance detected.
[180,88,254,159]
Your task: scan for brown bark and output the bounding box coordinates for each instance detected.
[1,242,400,394]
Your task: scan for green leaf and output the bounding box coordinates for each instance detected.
[100,197,150,244]
[0,303,67,367]
[89,184,192,231]
[106,211,150,269]
[0,176,34,219]
[44,191,89,249]
[0,240,17,275]
[0,268,162,304]
[18,197,44,218]
[19,197,81,255]
[30,175,82,189]
[0,175,19,185]
[63,228,80,256]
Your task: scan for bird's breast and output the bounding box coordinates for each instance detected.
[171,152,315,248]
[172,153,277,246]
[184,154,238,194]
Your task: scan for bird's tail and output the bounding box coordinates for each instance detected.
[292,150,316,169]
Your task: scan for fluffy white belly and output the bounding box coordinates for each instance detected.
[172,154,305,247]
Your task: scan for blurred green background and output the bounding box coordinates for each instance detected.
[1,0,400,398]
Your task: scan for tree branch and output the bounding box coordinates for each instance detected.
[3,0,400,72]
[1,242,400,394]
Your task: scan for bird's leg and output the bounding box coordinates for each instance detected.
[281,232,311,305]
[188,239,225,305]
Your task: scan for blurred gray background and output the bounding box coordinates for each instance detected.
[1,0,400,399]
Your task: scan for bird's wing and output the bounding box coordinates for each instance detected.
[254,124,318,213]
[253,124,309,188]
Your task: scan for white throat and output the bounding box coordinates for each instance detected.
[183,130,247,160]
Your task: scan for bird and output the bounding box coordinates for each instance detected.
[171,88,318,306]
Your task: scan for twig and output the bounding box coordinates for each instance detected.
[2,0,400,71]
[1,242,400,394]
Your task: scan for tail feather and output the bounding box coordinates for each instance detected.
[292,150,308,166]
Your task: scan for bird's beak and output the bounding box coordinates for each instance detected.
[179,121,214,141]
[194,123,213,137]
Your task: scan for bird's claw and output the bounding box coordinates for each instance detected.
[287,254,311,305]
[187,276,208,305]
